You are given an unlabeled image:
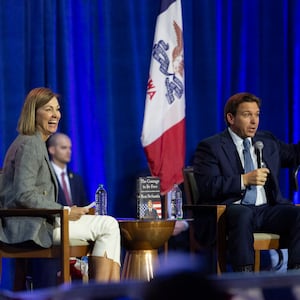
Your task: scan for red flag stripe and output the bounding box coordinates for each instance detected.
[143,119,185,195]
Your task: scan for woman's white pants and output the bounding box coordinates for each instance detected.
[53,214,121,265]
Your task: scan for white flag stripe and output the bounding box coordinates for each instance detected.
[141,0,184,147]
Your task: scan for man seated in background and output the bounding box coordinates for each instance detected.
[47,132,89,207]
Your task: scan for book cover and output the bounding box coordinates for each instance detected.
[136,176,162,219]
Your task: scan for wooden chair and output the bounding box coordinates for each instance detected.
[182,166,282,274]
[0,208,93,290]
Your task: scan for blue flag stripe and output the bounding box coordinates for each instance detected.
[160,0,177,14]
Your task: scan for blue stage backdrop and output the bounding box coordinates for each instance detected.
[1,0,300,220]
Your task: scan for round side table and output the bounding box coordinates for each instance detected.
[118,218,176,281]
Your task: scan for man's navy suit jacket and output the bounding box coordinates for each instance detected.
[193,129,300,205]
[192,129,300,247]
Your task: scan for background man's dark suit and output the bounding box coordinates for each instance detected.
[57,170,89,207]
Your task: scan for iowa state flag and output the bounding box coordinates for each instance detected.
[141,0,185,195]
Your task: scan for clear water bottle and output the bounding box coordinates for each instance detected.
[170,197,177,219]
[170,184,183,219]
[95,184,107,215]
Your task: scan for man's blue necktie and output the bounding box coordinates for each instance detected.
[242,139,257,205]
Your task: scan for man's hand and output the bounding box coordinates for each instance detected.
[69,206,89,221]
[172,220,189,236]
[243,167,270,186]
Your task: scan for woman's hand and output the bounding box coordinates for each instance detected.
[69,205,89,221]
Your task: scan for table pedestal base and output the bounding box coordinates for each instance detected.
[118,219,175,281]
[121,249,158,281]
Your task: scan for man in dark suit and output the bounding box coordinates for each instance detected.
[193,92,300,272]
[47,132,89,207]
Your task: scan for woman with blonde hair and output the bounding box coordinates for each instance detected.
[0,87,120,285]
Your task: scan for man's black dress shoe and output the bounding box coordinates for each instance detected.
[233,265,254,272]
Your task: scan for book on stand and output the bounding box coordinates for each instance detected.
[136,176,162,219]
